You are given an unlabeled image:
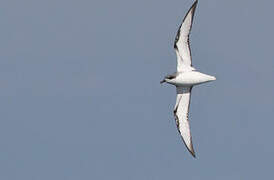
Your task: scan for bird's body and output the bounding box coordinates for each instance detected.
[161,0,216,157]
[164,71,216,87]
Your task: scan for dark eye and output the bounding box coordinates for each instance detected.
[166,75,175,80]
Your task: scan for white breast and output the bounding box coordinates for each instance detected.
[167,71,216,87]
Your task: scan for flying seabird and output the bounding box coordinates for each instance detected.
[161,0,216,157]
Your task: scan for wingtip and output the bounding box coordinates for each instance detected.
[192,0,198,12]
[193,0,198,7]
[189,147,196,158]
[180,135,197,158]
[187,142,196,158]
[190,1,198,17]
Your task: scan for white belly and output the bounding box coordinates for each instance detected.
[166,71,216,87]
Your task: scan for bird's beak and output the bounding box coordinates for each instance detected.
[160,79,166,84]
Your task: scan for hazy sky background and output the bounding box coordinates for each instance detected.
[1,0,274,179]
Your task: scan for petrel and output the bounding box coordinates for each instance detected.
[161,0,216,157]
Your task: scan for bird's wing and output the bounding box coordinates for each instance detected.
[174,86,195,157]
[174,0,198,71]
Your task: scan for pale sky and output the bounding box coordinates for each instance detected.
[0,0,273,179]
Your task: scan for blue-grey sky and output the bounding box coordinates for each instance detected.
[1,0,274,179]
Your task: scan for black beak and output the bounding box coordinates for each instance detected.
[160,79,166,84]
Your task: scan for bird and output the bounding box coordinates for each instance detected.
[160,0,216,157]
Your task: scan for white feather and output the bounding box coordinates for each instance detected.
[174,1,198,71]
[174,87,195,157]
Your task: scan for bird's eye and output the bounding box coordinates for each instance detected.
[166,75,175,80]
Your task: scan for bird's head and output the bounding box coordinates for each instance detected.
[160,74,176,84]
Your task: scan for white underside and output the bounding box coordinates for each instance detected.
[166,70,216,87]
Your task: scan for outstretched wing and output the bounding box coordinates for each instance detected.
[174,87,195,157]
[174,0,198,71]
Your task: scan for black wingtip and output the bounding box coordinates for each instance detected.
[178,130,197,158]
[185,141,196,158]
[189,0,198,12]
[191,0,198,15]
[189,147,196,158]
